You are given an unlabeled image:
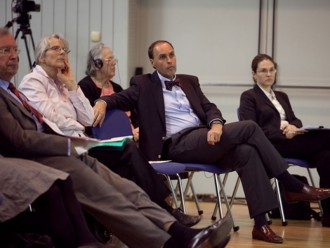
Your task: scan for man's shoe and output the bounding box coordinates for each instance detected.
[171,208,201,227]
[285,184,330,202]
[322,215,330,227]
[252,225,283,243]
[187,214,233,248]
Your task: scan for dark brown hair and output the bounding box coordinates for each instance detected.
[251,53,277,73]
[148,40,174,59]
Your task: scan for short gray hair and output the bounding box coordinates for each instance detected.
[35,34,69,65]
[85,42,111,76]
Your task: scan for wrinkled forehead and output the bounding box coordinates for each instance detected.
[0,34,17,48]
[48,37,65,47]
[153,42,174,57]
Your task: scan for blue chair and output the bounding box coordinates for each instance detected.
[91,109,202,214]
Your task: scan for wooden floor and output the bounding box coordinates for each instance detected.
[188,200,330,248]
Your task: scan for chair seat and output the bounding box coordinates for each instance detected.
[184,163,234,174]
[284,158,315,168]
[150,162,186,175]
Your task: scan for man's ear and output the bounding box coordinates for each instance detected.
[150,59,156,69]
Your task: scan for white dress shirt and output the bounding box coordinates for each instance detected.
[157,72,201,138]
[257,84,288,129]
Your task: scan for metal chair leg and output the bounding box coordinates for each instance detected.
[180,171,203,215]
[189,181,203,215]
[166,175,179,208]
[274,178,288,226]
[214,174,239,231]
[176,173,186,213]
[212,175,240,220]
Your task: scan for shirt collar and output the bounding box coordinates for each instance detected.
[257,83,275,100]
[0,79,10,91]
[157,71,177,88]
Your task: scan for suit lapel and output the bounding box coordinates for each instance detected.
[151,71,166,127]
[254,85,278,112]
[177,76,204,119]
[0,87,36,122]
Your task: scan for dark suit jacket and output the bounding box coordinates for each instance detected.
[0,87,73,158]
[239,85,302,143]
[101,71,225,160]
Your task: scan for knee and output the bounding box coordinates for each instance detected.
[241,120,259,130]
[235,143,257,155]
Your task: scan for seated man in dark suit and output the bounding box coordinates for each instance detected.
[0,28,231,248]
[93,40,330,244]
[18,33,199,227]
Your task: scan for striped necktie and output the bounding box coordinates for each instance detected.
[8,83,44,123]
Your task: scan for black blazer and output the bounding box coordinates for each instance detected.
[239,85,302,143]
[101,71,225,160]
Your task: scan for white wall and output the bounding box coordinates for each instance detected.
[2,0,329,196]
[0,0,130,87]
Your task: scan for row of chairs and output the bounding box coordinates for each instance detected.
[92,108,320,231]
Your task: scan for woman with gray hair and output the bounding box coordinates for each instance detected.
[20,33,94,137]
[78,43,139,140]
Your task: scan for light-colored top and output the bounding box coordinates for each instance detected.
[257,84,288,129]
[19,65,94,137]
[157,72,201,138]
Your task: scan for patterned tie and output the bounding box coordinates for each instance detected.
[8,83,44,123]
[164,80,180,91]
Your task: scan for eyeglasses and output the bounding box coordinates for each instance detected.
[257,68,277,75]
[46,46,70,54]
[104,57,118,64]
[0,47,21,56]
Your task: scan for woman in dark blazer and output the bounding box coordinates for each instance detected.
[239,54,330,227]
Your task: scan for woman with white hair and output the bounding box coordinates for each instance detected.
[78,42,139,140]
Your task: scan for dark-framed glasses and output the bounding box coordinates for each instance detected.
[46,46,70,54]
[0,47,21,56]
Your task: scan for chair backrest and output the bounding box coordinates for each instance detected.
[237,108,241,121]
[92,109,132,140]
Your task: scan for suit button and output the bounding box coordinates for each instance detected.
[158,154,162,159]
[162,137,166,140]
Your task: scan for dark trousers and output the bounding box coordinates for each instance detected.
[274,130,330,216]
[89,139,171,210]
[166,120,289,218]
